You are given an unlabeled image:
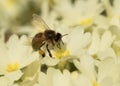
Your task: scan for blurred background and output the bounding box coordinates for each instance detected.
[0,0,114,41]
[0,0,67,41]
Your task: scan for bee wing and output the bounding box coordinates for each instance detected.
[32,14,50,31]
[22,37,32,46]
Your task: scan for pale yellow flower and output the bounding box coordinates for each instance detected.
[42,26,91,67]
[54,0,104,27]
[73,55,120,86]
[101,0,120,28]
[88,30,116,60]
[0,35,39,83]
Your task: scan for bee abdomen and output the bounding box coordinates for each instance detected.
[32,32,45,51]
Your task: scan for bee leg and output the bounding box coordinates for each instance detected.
[39,42,45,49]
[39,42,46,57]
[51,40,55,49]
[61,39,64,45]
[57,40,64,49]
[39,49,45,57]
[46,44,52,57]
[57,42,61,49]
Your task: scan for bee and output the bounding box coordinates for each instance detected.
[32,14,67,57]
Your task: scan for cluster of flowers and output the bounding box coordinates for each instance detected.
[0,0,120,86]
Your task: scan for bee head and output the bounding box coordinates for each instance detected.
[55,33,68,42]
[55,33,62,42]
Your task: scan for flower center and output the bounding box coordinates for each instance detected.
[80,17,92,26]
[6,62,20,72]
[93,80,100,86]
[53,50,70,59]
[5,0,15,8]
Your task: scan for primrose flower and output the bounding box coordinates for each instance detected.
[97,57,120,86]
[0,0,19,18]
[54,0,104,27]
[101,0,120,28]
[38,68,72,86]
[0,0,29,18]
[109,26,120,62]
[67,27,91,56]
[0,76,19,86]
[0,76,9,86]
[37,67,93,86]
[1,0,120,85]
[38,67,109,86]
[0,0,31,35]
[41,26,91,69]
[73,55,97,82]
[0,35,39,83]
[40,25,71,66]
[73,55,120,86]
[88,29,116,60]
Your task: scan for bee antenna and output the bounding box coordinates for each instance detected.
[62,34,68,37]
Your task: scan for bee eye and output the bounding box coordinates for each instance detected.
[55,33,62,42]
